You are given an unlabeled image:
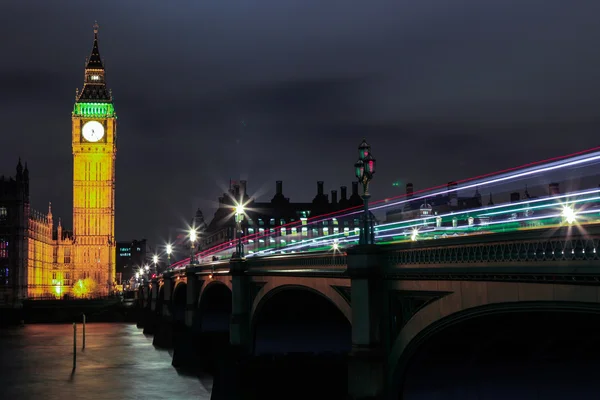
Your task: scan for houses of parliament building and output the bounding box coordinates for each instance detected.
[0,24,117,305]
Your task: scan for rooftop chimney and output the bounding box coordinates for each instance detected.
[340,186,347,200]
[240,180,247,198]
[352,182,358,196]
[549,182,560,196]
[510,192,520,202]
[276,180,283,196]
[406,183,414,198]
[331,190,338,205]
[317,181,324,196]
[447,181,458,206]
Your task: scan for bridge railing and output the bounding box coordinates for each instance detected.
[385,224,600,266]
[244,251,347,275]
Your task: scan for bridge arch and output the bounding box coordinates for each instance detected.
[390,283,600,398]
[156,285,165,315]
[251,284,351,355]
[136,286,145,308]
[196,280,232,333]
[171,281,187,324]
[250,280,351,324]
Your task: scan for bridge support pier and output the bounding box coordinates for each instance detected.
[136,286,147,328]
[230,259,251,352]
[172,271,202,369]
[142,281,159,335]
[208,258,251,399]
[347,245,387,400]
[153,276,174,348]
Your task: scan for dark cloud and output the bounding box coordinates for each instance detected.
[2,0,600,245]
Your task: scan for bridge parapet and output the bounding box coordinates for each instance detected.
[385,224,600,267]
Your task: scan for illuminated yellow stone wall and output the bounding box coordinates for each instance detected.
[72,116,116,295]
[51,225,74,298]
[26,211,53,298]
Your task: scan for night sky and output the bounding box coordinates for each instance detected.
[1,1,600,245]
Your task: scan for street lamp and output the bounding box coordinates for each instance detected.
[152,254,158,275]
[166,244,172,269]
[354,138,376,245]
[189,227,198,265]
[234,203,245,258]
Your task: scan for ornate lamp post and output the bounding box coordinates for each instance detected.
[234,204,245,258]
[189,227,198,265]
[152,254,158,275]
[354,138,377,245]
[166,244,172,270]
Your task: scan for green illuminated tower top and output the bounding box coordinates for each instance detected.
[73,21,116,118]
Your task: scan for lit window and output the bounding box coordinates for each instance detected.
[90,75,100,81]
[0,207,7,220]
[291,227,297,235]
[281,227,286,235]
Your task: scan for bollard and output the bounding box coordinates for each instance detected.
[73,322,77,370]
[82,314,86,350]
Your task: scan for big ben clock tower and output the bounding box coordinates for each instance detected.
[72,22,116,295]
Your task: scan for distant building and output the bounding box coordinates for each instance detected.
[187,179,364,260]
[385,181,562,228]
[385,181,483,224]
[0,160,74,305]
[116,239,147,284]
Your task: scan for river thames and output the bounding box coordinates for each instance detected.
[0,323,211,400]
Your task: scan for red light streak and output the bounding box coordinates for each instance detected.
[170,145,600,267]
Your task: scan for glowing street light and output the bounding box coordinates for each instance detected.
[189,227,198,265]
[354,138,377,245]
[152,254,159,275]
[411,228,419,242]
[562,205,577,224]
[166,243,172,270]
[234,203,245,258]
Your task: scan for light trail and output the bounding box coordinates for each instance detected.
[170,146,600,268]
[181,190,600,265]
[251,189,600,256]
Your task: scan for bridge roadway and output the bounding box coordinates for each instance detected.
[137,223,600,399]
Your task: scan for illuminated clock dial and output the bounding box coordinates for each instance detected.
[82,121,105,142]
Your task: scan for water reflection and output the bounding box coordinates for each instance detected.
[0,323,211,400]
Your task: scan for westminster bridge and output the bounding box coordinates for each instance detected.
[137,223,600,399]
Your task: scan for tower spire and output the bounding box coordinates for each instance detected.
[86,21,103,70]
[76,22,112,104]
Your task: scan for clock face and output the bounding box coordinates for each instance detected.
[82,121,105,142]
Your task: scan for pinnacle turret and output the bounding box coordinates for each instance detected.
[86,21,103,70]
